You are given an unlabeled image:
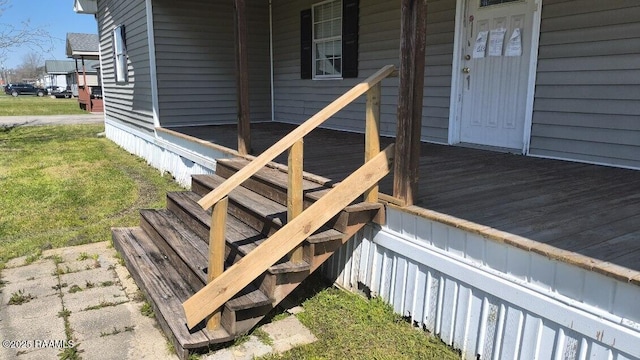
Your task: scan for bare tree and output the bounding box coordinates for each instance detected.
[14,52,44,82]
[0,0,54,64]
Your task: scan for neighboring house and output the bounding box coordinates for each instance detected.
[64,59,100,95]
[75,0,640,359]
[66,32,103,112]
[44,60,75,91]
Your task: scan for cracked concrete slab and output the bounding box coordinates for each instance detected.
[1,241,318,360]
[203,315,317,359]
[63,283,129,313]
[260,315,317,353]
[0,242,178,360]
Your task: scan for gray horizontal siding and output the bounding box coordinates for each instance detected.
[272,0,454,143]
[152,0,271,127]
[98,0,154,134]
[530,0,640,168]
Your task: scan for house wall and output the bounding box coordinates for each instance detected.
[322,207,640,360]
[45,74,68,89]
[271,0,454,143]
[68,73,99,96]
[151,0,271,127]
[530,1,640,169]
[77,73,99,87]
[97,0,155,134]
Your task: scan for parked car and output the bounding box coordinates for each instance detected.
[53,90,73,99]
[45,86,63,94]
[5,83,46,97]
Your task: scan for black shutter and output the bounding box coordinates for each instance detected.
[300,9,312,79]
[342,0,359,78]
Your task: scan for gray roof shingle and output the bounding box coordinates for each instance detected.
[45,59,100,74]
[66,33,100,58]
[45,60,77,74]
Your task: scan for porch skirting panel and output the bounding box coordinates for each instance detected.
[321,208,640,360]
[104,119,226,187]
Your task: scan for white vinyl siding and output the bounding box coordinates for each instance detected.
[322,208,640,360]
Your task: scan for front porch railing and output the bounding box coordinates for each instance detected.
[183,65,397,330]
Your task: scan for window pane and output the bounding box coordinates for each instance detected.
[331,19,341,37]
[331,0,341,18]
[480,0,520,7]
[312,0,343,78]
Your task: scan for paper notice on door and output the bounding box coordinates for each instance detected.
[473,31,489,59]
[488,28,507,57]
[505,28,523,57]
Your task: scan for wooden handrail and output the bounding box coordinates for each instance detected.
[197,64,396,210]
[183,144,395,329]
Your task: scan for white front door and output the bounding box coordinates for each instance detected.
[458,0,538,150]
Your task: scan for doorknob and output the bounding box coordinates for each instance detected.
[462,67,471,74]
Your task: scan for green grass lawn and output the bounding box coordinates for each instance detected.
[257,285,460,360]
[0,124,184,263]
[0,93,88,116]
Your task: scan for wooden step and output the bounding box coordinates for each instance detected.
[112,227,231,359]
[207,162,386,232]
[113,227,274,357]
[140,209,209,291]
[215,158,331,207]
[141,206,303,299]
[165,191,312,274]
[190,175,343,243]
[113,154,387,357]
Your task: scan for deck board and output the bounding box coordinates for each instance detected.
[169,123,640,273]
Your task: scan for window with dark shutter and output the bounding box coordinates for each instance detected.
[342,0,358,78]
[300,10,313,79]
[300,0,358,79]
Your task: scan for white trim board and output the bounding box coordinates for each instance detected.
[104,118,217,187]
[146,0,160,129]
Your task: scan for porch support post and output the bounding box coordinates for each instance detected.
[81,57,90,112]
[393,0,427,206]
[234,0,251,155]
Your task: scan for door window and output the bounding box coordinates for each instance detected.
[480,0,520,7]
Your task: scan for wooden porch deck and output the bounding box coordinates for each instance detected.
[169,122,640,275]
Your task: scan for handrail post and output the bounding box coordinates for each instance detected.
[288,139,304,263]
[207,196,228,330]
[364,83,381,203]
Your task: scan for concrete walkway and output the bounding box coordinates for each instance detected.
[0,242,316,360]
[0,114,104,127]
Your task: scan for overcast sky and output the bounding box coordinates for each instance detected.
[2,0,98,69]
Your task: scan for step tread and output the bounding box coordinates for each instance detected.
[139,209,272,311]
[167,191,311,273]
[191,174,343,242]
[217,158,333,197]
[140,209,209,285]
[112,227,230,348]
[193,174,288,226]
